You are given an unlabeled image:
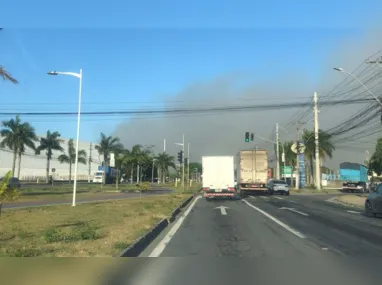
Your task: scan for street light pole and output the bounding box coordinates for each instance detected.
[333,67,382,107]
[47,69,82,207]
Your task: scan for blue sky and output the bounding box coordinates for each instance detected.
[1,0,381,143]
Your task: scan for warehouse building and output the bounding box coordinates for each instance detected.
[0,137,103,181]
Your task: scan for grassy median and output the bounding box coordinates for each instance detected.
[0,193,190,257]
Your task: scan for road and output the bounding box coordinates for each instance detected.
[106,193,382,284]
[3,189,173,209]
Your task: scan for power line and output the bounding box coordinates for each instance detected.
[0,98,374,117]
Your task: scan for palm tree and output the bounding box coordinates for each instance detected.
[0,116,37,177]
[0,66,18,84]
[0,29,18,84]
[95,133,123,184]
[35,131,64,183]
[130,144,152,183]
[154,152,176,183]
[302,129,335,184]
[16,123,38,178]
[58,139,87,183]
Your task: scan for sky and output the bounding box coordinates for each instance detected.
[1,0,382,169]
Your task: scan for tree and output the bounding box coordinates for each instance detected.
[129,144,153,183]
[58,139,87,183]
[368,138,382,175]
[0,170,20,216]
[16,123,38,178]
[95,133,123,184]
[0,116,37,177]
[0,66,18,84]
[154,152,176,183]
[302,129,335,185]
[0,28,18,84]
[35,131,64,183]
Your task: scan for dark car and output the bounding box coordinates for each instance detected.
[365,183,382,217]
[0,176,21,189]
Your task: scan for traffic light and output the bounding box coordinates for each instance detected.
[245,132,250,142]
[250,133,254,141]
[177,151,183,164]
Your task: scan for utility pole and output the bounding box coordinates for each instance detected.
[88,143,92,183]
[276,123,280,179]
[164,139,166,152]
[187,143,190,186]
[314,92,321,190]
[182,134,185,190]
[296,122,301,190]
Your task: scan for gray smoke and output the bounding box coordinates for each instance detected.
[113,29,382,169]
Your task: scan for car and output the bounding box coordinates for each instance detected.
[268,179,290,195]
[365,183,382,217]
[0,176,21,189]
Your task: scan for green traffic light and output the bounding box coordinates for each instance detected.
[245,138,249,142]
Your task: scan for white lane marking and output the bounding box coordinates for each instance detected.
[260,196,268,199]
[243,199,306,239]
[215,206,228,215]
[148,196,202,257]
[279,207,309,216]
[249,196,256,200]
[347,210,361,214]
[321,247,329,251]
[274,197,284,200]
[289,200,297,203]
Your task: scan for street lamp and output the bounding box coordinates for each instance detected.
[47,69,83,207]
[333,67,382,107]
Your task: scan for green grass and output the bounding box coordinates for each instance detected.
[0,193,191,257]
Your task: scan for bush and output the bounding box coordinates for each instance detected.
[137,182,151,192]
[43,223,99,243]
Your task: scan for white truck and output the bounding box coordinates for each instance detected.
[237,149,269,196]
[202,156,236,200]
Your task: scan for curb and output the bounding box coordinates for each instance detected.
[119,192,199,257]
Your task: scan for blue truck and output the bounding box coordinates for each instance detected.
[92,165,117,184]
[339,162,368,193]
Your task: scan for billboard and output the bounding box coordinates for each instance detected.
[298,154,305,188]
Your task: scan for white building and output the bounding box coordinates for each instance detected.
[0,137,104,181]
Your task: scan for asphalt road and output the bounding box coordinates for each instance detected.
[3,189,173,209]
[106,193,382,284]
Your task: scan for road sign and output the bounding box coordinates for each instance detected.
[52,168,56,173]
[281,166,292,175]
[110,153,115,167]
[291,142,306,154]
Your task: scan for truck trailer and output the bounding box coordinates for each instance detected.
[202,156,236,200]
[339,162,368,193]
[237,149,269,196]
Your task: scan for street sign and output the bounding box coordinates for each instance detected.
[291,142,306,154]
[281,166,292,175]
[52,168,56,173]
[110,153,115,167]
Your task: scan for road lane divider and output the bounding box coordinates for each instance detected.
[279,207,309,216]
[148,196,202,257]
[243,199,306,239]
[347,210,361,214]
